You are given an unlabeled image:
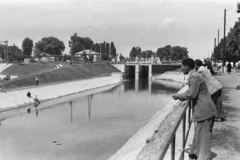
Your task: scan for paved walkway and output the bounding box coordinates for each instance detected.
[210,71,240,159]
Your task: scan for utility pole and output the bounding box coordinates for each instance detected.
[214,38,216,59]
[100,43,102,61]
[222,9,226,72]
[214,38,216,49]
[218,29,220,60]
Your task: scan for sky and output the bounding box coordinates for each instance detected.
[0,0,239,59]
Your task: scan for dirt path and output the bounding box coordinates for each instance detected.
[211,71,240,160]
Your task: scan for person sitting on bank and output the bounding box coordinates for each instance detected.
[172,58,217,160]
[27,92,40,113]
[195,59,227,121]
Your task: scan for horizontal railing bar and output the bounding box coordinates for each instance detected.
[156,100,190,160]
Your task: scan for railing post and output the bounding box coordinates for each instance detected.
[182,112,186,160]
[171,135,176,160]
[188,101,192,129]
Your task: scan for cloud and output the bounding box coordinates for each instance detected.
[157,17,176,30]
[94,22,104,28]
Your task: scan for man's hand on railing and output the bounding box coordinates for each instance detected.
[172,94,186,101]
[172,94,178,100]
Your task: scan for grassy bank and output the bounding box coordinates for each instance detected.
[0,63,120,89]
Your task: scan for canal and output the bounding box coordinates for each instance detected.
[0,78,180,160]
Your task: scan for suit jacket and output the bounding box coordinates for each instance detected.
[175,70,217,122]
[198,66,222,95]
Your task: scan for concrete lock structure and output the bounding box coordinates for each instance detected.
[111,62,180,79]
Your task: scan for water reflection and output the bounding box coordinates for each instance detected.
[70,101,73,123]
[88,95,93,121]
[65,78,181,124]
[27,105,39,117]
[101,78,181,94]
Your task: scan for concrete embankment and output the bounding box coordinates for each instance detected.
[0,74,122,113]
[108,71,188,160]
[0,63,13,80]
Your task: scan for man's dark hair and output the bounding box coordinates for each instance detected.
[195,59,203,67]
[182,58,195,69]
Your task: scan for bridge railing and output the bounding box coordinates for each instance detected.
[136,99,193,160]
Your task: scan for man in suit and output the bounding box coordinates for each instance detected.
[172,58,217,160]
[195,59,227,121]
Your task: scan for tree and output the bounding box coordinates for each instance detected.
[171,46,189,60]
[35,37,65,56]
[129,47,137,60]
[237,3,240,14]
[146,50,154,60]
[119,54,125,61]
[101,53,109,60]
[106,42,110,57]
[101,42,106,55]
[157,45,188,61]
[22,37,33,57]
[164,45,172,60]
[92,43,100,53]
[69,33,94,59]
[7,45,22,62]
[110,42,116,58]
[141,51,147,60]
[136,47,141,59]
[156,47,166,60]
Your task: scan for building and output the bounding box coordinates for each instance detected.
[75,50,101,62]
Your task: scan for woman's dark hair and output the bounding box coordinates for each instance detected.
[195,59,203,67]
[182,58,195,69]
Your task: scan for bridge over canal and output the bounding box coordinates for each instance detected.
[111,62,181,79]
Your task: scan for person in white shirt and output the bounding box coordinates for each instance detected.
[195,59,227,121]
[217,61,222,72]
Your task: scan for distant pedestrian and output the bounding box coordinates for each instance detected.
[217,61,222,72]
[36,77,39,86]
[227,62,232,74]
[230,62,233,69]
[236,61,240,72]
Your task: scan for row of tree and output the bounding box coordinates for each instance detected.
[1,34,188,62]
[0,34,117,62]
[211,3,240,62]
[129,45,189,61]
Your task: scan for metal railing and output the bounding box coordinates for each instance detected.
[159,100,192,160]
[136,99,193,160]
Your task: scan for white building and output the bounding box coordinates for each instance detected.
[75,50,101,62]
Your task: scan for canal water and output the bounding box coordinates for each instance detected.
[0,78,180,160]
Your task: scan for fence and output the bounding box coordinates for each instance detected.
[136,100,193,160]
